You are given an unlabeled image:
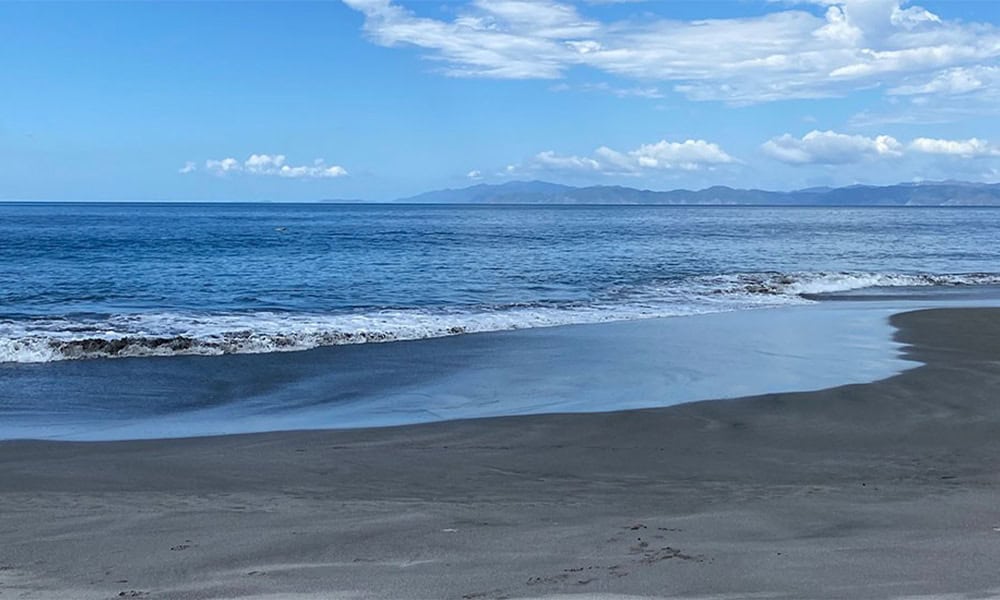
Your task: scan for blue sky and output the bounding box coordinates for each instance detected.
[2,0,999,201]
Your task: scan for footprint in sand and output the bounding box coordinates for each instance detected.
[170,539,195,551]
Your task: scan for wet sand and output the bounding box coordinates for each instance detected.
[1,308,999,599]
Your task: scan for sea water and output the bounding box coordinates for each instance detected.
[3,203,1000,363]
[2,203,999,439]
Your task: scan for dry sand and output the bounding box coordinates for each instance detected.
[1,308,999,599]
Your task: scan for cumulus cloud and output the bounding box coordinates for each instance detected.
[244,153,286,174]
[343,0,1000,103]
[761,130,903,164]
[467,169,483,179]
[205,157,241,174]
[514,139,735,175]
[909,137,1000,157]
[761,130,1000,164]
[178,161,197,174]
[197,154,348,178]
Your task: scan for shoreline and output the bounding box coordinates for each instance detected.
[1,301,916,441]
[2,308,1000,598]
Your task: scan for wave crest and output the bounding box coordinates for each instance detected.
[3,270,999,363]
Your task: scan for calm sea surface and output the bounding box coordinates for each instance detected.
[2,203,1000,363]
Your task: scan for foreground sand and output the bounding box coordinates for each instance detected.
[2,308,999,599]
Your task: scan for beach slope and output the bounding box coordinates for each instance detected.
[2,308,999,599]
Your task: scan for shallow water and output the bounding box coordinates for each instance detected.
[7,296,984,441]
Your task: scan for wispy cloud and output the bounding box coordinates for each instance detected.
[889,66,1000,97]
[551,81,664,99]
[344,0,1000,104]
[185,154,348,179]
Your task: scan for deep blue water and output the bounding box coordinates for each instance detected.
[2,203,1000,363]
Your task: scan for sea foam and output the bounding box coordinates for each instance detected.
[2,270,998,363]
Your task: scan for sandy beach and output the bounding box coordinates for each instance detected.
[2,307,1000,599]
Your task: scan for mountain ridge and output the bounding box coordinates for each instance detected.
[387,180,1000,206]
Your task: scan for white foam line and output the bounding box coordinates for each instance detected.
[3,270,999,363]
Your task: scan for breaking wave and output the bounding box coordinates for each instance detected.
[3,271,999,363]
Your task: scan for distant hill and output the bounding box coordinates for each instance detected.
[391,180,1000,206]
[399,180,575,204]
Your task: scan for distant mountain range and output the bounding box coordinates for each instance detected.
[385,180,1000,206]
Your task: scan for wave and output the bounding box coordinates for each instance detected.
[3,271,999,364]
[706,271,1000,296]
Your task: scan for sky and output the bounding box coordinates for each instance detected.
[2,0,1000,201]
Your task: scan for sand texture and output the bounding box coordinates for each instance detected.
[1,308,999,599]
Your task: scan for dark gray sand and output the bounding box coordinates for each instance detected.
[2,308,999,599]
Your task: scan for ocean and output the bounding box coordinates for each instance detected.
[3,203,1000,363]
[3,203,1000,440]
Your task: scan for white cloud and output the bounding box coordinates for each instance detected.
[910,137,1000,158]
[467,169,483,179]
[761,130,903,164]
[762,130,1000,164]
[244,153,286,174]
[851,64,1000,125]
[344,0,1000,103]
[814,5,862,45]
[889,66,1000,97]
[626,140,736,170]
[201,154,348,178]
[342,0,586,79]
[552,81,664,98]
[516,138,735,175]
[205,157,242,174]
[178,161,197,174]
[533,150,603,172]
[891,4,940,28]
[279,164,349,178]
